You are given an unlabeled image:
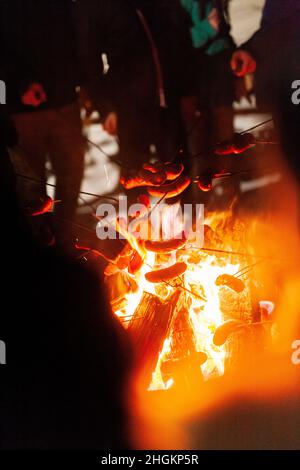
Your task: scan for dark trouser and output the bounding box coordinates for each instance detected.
[117,104,182,173]
[12,102,85,241]
[186,49,235,164]
[182,50,235,206]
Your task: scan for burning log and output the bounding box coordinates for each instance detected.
[105,271,139,312]
[128,290,183,385]
[145,262,187,283]
[102,179,261,388]
[161,307,206,388]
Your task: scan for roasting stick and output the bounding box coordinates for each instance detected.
[193,166,278,185]
[147,192,169,218]
[180,246,281,262]
[78,195,100,215]
[81,203,281,279]
[234,260,267,279]
[55,217,97,235]
[74,243,118,265]
[239,118,273,135]
[134,117,276,201]
[163,279,206,302]
[15,117,275,204]
[55,108,122,164]
[114,220,206,301]
[16,164,277,206]
[15,119,278,266]
[16,173,119,203]
[184,117,275,163]
[120,117,274,203]
[162,319,275,335]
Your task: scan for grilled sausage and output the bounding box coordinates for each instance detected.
[138,169,167,185]
[215,274,245,293]
[145,262,187,283]
[147,174,191,198]
[197,175,213,192]
[164,163,184,180]
[213,320,248,346]
[120,175,146,189]
[214,133,256,156]
[143,161,164,173]
[120,170,167,189]
[144,234,187,253]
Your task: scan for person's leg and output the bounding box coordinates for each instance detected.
[116,106,158,206]
[210,104,237,208]
[117,107,154,174]
[11,111,55,244]
[11,111,48,201]
[47,103,85,242]
[154,105,182,163]
[180,95,212,206]
[181,96,207,159]
[210,105,234,145]
[208,48,235,149]
[208,50,237,208]
[180,52,215,206]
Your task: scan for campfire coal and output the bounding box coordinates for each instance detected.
[100,161,275,390]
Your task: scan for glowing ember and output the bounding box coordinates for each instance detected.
[111,208,251,391]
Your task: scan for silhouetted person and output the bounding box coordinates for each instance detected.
[0,0,85,247]
[77,0,196,177]
[0,112,131,449]
[181,0,236,156]
[231,0,300,184]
